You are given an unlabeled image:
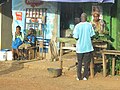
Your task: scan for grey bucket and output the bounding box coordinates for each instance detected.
[47,68,62,78]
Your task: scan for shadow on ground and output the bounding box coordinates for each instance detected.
[0,59,40,75]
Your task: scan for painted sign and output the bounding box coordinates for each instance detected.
[12,11,26,41]
[16,12,22,21]
[25,0,43,7]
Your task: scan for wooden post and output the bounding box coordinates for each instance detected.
[40,41,44,60]
[112,57,115,76]
[60,42,63,69]
[102,53,106,77]
[90,58,94,78]
[37,42,41,59]
[49,14,58,61]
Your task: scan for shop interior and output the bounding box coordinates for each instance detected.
[60,3,83,37]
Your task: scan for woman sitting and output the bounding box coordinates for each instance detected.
[12,26,24,60]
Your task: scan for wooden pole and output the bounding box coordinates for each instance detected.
[112,57,115,76]
[90,55,94,78]
[60,42,63,69]
[102,53,106,77]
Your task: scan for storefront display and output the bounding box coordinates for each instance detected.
[25,8,47,37]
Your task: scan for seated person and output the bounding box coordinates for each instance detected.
[24,28,36,47]
[12,26,24,60]
[91,11,108,34]
[18,28,36,59]
[91,12,110,60]
[19,28,36,49]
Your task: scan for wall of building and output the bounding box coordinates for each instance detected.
[0,6,2,49]
[12,1,59,40]
[0,1,12,50]
[116,0,120,49]
[109,1,117,49]
[106,0,120,50]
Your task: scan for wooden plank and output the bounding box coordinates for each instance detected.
[93,44,107,49]
[101,50,120,57]
[102,52,120,55]
[62,47,76,51]
[57,38,76,44]
[102,50,120,53]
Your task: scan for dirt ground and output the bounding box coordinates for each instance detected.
[0,53,120,90]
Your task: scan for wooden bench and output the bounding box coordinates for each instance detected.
[101,50,120,77]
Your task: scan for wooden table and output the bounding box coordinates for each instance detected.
[58,38,94,78]
[101,50,120,77]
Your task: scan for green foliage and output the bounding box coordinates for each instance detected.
[115,57,120,74]
[93,31,113,44]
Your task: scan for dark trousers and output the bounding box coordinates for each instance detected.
[77,52,92,79]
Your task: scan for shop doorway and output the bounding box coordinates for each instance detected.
[60,3,83,37]
[25,8,49,57]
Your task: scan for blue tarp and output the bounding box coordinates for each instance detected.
[41,0,114,3]
[12,0,114,10]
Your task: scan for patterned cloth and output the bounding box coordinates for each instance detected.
[91,19,105,34]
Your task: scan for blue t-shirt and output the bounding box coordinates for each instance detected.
[25,35,36,46]
[73,22,95,53]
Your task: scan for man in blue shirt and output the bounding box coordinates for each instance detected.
[19,28,36,59]
[19,28,36,49]
[24,29,36,47]
[73,13,95,80]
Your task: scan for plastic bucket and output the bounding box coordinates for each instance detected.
[7,51,13,60]
[0,51,7,61]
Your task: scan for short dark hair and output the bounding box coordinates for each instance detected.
[16,25,21,30]
[81,13,87,21]
[29,28,34,31]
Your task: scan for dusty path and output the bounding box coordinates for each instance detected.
[0,56,120,90]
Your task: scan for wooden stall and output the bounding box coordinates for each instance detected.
[57,37,110,78]
[58,38,95,78]
[101,50,120,77]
